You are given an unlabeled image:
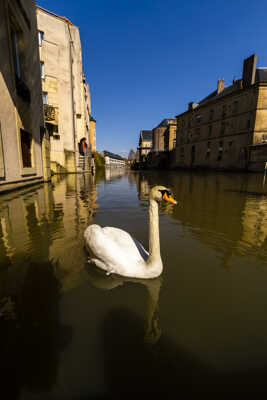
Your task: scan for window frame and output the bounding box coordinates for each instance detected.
[40,61,45,79]
[38,30,44,46]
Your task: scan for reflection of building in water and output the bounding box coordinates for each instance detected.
[0,183,55,267]
[137,171,267,269]
[0,173,100,296]
[48,174,98,292]
[240,197,267,249]
[105,167,126,181]
[135,173,150,201]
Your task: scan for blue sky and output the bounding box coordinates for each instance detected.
[37,0,267,156]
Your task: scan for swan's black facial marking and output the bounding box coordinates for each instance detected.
[158,189,171,198]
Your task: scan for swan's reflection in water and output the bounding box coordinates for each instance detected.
[84,264,162,344]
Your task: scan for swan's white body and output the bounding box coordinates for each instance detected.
[84,186,176,279]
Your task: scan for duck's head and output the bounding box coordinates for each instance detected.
[150,185,177,204]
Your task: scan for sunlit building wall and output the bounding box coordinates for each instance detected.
[174,54,267,172]
[36,6,92,173]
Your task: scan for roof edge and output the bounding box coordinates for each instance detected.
[36,5,74,25]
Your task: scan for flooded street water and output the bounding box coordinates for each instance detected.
[1,168,267,398]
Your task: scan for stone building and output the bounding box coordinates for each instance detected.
[152,119,177,152]
[89,115,96,153]
[36,6,93,173]
[173,54,267,172]
[103,151,126,167]
[137,130,152,162]
[0,0,50,193]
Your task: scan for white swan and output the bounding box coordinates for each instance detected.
[84,186,177,279]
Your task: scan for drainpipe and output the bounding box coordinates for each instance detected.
[68,24,77,172]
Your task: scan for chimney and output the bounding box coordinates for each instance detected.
[217,79,224,94]
[188,102,198,111]
[242,54,257,88]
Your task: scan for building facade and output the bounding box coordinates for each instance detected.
[137,130,152,162]
[89,115,96,153]
[0,0,50,193]
[152,119,177,152]
[36,6,93,174]
[173,54,267,172]
[103,151,126,167]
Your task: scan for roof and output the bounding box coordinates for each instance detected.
[103,151,124,161]
[36,6,74,25]
[177,67,267,117]
[140,130,152,142]
[256,68,267,82]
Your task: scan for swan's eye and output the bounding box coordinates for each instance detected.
[159,189,171,197]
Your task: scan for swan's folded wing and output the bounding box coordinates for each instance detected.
[102,227,149,261]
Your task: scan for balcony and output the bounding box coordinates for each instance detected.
[44,104,58,125]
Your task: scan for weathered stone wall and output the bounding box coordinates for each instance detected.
[37,7,90,173]
[0,0,45,189]
[174,84,259,170]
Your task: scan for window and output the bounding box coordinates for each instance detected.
[206,141,211,158]
[42,91,48,104]
[20,129,32,167]
[233,101,238,113]
[196,115,201,123]
[262,134,267,143]
[196,128,200,135]
[208,125,212,137]
[247,119,250,129]
[209,109,214,120]
[40,61,45,79]
[11,27,21,79]
[38,31,44,46]
[220,122,225,135]
[218,141,223,160]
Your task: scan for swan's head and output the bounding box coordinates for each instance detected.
[150,185,177,204]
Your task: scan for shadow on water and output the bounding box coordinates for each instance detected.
[83,264,267,398]
[98,307,267,399]
[0,260,72,399]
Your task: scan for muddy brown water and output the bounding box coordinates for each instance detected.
[1,169,267,398]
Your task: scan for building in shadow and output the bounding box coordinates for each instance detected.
[0,0,51,194]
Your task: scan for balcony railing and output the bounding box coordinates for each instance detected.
[44,104,58,125]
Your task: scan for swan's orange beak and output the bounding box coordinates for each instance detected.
[163,192,177,204]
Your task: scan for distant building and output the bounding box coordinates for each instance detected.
[174,54,267,172]
[89,115,96,153]
[137,130,152,162]
[152,119,177,152]
[103,151,126,167]
[0,0,50,193]
[36,6,93,173]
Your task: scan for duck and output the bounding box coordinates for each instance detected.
[84,185,177,279]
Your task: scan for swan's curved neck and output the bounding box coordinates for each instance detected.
[148,199,161,261]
